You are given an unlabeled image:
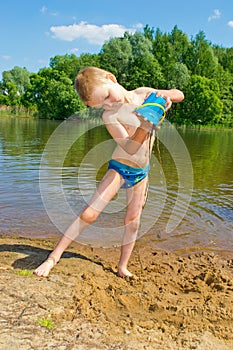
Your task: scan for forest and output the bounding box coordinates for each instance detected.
[0,25,232,126]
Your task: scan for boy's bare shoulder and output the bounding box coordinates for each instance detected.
[102,104,136,122]
[102,107,125,124]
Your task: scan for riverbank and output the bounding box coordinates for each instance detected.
[0,235,232,350]
[1,112,232,130]
[0,107,36,118]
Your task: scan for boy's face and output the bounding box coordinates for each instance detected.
[87,79,124,110]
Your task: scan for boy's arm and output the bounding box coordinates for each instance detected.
[138,87,184,104]
[154,88,184,104]
[124,122,152,155]
[102,88,184,155]
[103,109,151,155]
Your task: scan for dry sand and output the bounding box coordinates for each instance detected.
[0,235,232,350]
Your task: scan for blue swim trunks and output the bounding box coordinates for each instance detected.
[108,159,149,188]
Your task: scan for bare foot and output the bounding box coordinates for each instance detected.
[117,267,133,278]
[34,256,58,277]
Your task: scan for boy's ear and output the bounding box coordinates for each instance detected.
[106,73,117,83]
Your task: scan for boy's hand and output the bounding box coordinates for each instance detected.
[136,113,160,131]
[154,92,172,111]
[134,91,168,128]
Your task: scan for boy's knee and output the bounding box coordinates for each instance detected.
[124,213,141,228]
[80,207,99,224]
[125,206,142,223]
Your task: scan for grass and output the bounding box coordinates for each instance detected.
[174,122,233,131]
[37,317,54,330]
[15,269,34,277]
[0,111,36,118]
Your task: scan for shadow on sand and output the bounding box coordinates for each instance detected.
[0,243,116,275]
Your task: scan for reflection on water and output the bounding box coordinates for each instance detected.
[0,116,232,254]
[0,117,60,237]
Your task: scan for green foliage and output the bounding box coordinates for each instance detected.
[37,317,54,329]
[179,75,223,125]
[167,62,191,90]
[0,25,232,126]
[170,25,190,64]
[100,36,132,84]
[23,68,84,119]
[126,55,165,89]
[188,31,218,79]
[49,54,80,80]
[3,66,31,94]
[143,24,155,41]
[4,82,20,106]
[49,53,100,81]
[15,269,34,277]
[127,31,153,57]
[213,46,233,74]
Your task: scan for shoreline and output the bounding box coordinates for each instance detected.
[1,113,232,131]
[0,235,233,349]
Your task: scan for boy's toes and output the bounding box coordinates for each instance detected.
[34,257,57,277]
[117,267,134,278]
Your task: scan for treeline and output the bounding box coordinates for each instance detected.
[0,25,232,126]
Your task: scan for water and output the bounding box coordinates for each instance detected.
[0,115,232,254]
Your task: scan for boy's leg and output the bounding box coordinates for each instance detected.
[118,177,148,277]
[34,170,123,277]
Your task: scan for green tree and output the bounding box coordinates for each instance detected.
[185,31,218,78]
[76,53,100,71]
[46,76,83,119]
[123,31,165,87]
[167,62,190,90]
[4,82,20,107]
[49,54,80,81]
[213,46,233,74]
[169,26,190,63]
[166,62,191,121]
[127,31,153,57]
[213,66,233,126]
[99,36,132,85]
[49,53,100,81]
[152,26,191,86]
[179,75,223,125]
[2,66,31,94]
[152,28,173,72]
[126,54,165,89]
[25,68,83,119]
[0,81,8,105]
[143,24,155,41]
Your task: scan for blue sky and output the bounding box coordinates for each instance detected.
[1,0,232,75]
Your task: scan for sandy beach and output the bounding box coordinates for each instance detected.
[0,235,233,350]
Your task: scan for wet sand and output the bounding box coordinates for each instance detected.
[0,235,233,350]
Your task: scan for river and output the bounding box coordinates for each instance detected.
[0,115,232,254]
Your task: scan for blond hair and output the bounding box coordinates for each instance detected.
[75,66,115,104]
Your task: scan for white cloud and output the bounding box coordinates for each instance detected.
[208,9,221,22]
[228,20,233,27]
[40,6,47,13]
[37,59,48,65]
[69,48,79,53]
[2,55,11,60]
[50,21,140,45]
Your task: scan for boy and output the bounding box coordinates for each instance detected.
[34,66,184,278]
